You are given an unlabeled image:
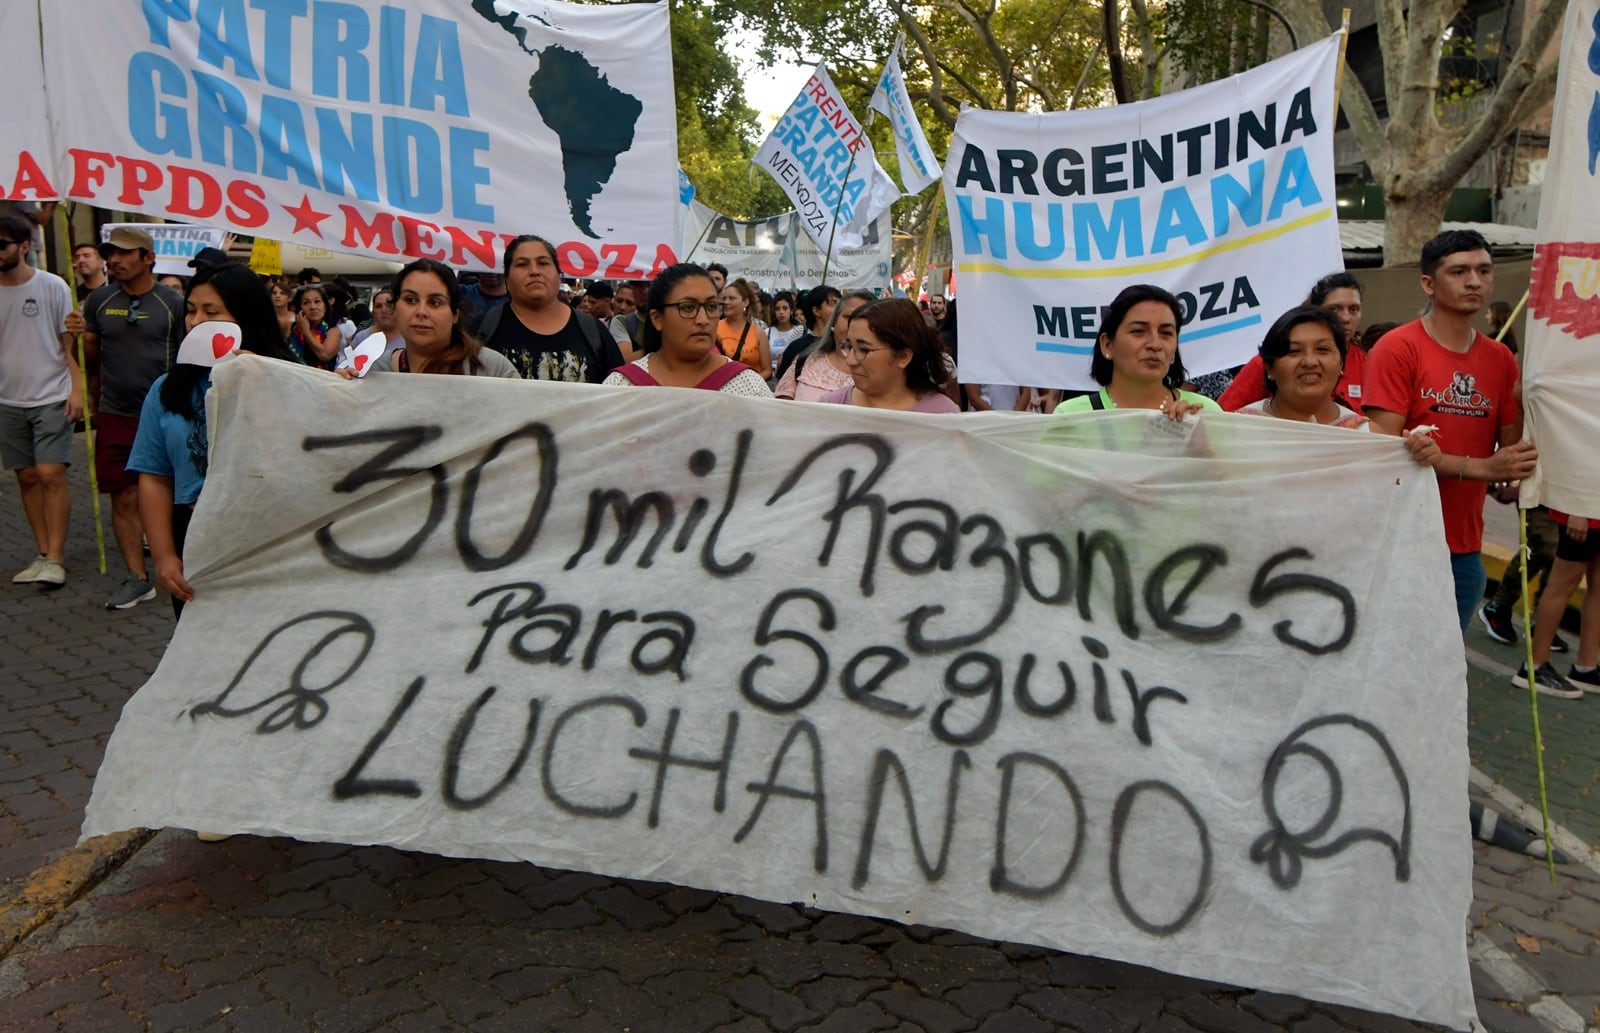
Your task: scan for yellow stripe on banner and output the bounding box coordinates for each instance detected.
[955,208,1335,279]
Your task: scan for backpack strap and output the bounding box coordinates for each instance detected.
[478,302,504,343]
[1088,390,1107,410]
[613,362,660,386]
[699,360,754,392]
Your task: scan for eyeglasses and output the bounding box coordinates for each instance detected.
[836,342,890,359]
[0,239,18,248]
[126,297,142,325]
[666,299,724,319]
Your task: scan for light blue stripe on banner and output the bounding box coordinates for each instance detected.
[1035,341,1096,355]
[1181,314,1263,342]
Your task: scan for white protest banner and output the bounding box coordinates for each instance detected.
[871,39,942,195]
[100,222,228,277]
[946,35,1342,390]
[37,0,680,275]
[754,64,901,255]
[1,1,59,206]
[682,200,891,291]
[83,357,1476,1029]
[1520,0,1600,519]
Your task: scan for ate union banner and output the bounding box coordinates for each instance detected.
[85,357,1474,1029]
[36,0,680,275]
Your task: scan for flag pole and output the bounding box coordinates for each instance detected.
[55,203,108,575]
[819,141,863,286]
[1497,286,1554,880]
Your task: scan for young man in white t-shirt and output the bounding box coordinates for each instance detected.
[0,216,83,587]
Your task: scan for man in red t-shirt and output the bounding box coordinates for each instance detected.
[1363,229,1537,634]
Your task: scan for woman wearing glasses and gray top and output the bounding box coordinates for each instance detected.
[602,264,773,396]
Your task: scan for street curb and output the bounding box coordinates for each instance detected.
[0,828,155,958]
[1483,542,1588,612]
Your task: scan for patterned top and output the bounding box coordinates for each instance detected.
[776,350,854,401]
[603,355,774,397]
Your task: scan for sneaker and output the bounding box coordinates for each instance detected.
[1551,633,1570,654]
[1512,661,1584,700]
[12,555,48,584]
[105,577,156,610]
[34,559,66,587]
[1477,602,1517,645]
[1569,666,1600,694]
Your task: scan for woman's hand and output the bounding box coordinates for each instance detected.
[334,366,358,381]
[1159,397,1205,422]
[1405,433,1442,468]
[155,554,194,603]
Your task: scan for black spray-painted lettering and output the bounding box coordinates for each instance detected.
[190,611,374,732]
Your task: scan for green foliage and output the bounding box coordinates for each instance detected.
[1164,0,1269,83]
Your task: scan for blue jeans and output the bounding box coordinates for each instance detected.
[1451,552,1487,633]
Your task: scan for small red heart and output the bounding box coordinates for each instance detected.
[354,354,370,372]
[211,333,236,359]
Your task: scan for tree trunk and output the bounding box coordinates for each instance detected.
[1382,182,1453,268]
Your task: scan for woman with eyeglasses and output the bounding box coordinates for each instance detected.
[816,298,959,413]
[775,289,875,401]
[602,264,774,395]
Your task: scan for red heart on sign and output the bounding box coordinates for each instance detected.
[354,354,370,372]
[211,333,236,359]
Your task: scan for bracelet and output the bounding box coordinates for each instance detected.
[1456,457,1469,480]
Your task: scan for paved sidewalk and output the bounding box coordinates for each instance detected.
[2,441,1597,1032]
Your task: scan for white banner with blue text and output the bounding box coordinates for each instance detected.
[945,36,1342,390]
[871,40,942,195]
[682,200,892,291]
[2,0,58,206]
[84,357,1473,1029]
[101,222,230,277]
[754,63,902,257]
[1520,0,1600,520]
[38,0,680,275]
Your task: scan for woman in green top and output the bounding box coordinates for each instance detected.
[1054,284,1221,421]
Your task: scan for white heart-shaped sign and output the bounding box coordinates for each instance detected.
[338,333,388,378]
[176,321,242,368]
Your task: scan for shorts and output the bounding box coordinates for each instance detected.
[94,411,140,495]
[0,401,73,470]
[1555,524,1600,564]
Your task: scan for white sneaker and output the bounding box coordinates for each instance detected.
[12,555,47,583]
[34,559,66,587]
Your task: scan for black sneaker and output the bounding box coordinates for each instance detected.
[1569,666,1600,694]
[1512,661,1584,700]
[1477,603,1517,645]
[1551,633,1570,654]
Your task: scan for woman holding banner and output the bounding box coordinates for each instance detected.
[816,298,959,413]
[716,278,773,379]
[775,290,875,401]
[128,263,297,618]
[603,264,773,395]
[1054,285,1220,419]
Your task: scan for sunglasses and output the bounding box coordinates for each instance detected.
[126,297,142,325]
[0,239,19,248]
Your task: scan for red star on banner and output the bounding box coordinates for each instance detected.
[283,195,331,237]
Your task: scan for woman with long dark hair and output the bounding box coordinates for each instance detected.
[603,263,772,395]
[817,298,958,413]
[1054,284,1220,418]
[366,259,519,377]
[286,282,342,369]
[126,263,297,617]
